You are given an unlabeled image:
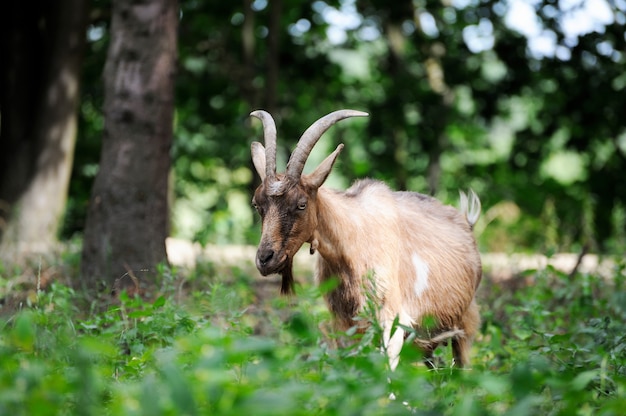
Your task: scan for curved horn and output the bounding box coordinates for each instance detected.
[250,110,277,180]
[286,110,368,179]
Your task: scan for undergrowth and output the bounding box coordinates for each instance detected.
[1,259,625,415]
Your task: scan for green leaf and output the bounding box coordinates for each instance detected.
[513,327,533,341]
[152,295,166,309]
[79,336,118,358]
[570,370,598,391]
[128,309,152,318]
[12,312,36,352]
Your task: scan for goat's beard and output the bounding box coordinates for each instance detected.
[279,257,295,295]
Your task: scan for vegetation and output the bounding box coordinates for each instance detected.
[1,256,625,415]
[64,0,626,253]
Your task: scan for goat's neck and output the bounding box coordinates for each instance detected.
[312,187,359,264]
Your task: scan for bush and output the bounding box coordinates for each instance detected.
[1,260,625,415]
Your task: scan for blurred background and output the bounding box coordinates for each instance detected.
[3,0,626,259]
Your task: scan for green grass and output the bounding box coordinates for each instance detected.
[1,259,625,415]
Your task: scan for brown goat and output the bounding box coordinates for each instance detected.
[250,109,482,369]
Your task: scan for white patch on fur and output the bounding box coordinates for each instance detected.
[268,180,285,195]
[412,253,429,298]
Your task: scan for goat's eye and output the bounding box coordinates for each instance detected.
[297,202,307,210]
[252,201,259,211]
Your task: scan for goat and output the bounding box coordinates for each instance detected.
[249,109,482,369]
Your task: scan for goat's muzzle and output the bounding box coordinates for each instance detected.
[255,247,288,276]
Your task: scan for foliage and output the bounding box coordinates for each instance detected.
[64,0,626,253]
[2,259,626,415]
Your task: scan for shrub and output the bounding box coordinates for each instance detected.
[1,260,625,415]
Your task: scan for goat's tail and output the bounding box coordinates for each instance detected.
[460,190,481,229]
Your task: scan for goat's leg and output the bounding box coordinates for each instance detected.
[382,309,417,370]
[382,320,405,371]
[422,349,436,369]
[451,337,470,368]
[452,300,480,367]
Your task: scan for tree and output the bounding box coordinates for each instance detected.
[80,0,178,293]
[0,0,88,262]
[70,0,625,256]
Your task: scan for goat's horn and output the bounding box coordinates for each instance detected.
[286,110,368,179]
[250,110,277,179]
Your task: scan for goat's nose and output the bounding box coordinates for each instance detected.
[257,249,274,265]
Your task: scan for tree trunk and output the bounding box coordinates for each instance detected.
[80,0,178,294]
[0,0,88,262]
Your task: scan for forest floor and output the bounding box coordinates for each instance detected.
[0,237,618,317]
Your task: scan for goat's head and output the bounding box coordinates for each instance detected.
[250,109,368,293]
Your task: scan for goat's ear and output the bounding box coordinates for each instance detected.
[304,144,344,189]
[251,141,266,180]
